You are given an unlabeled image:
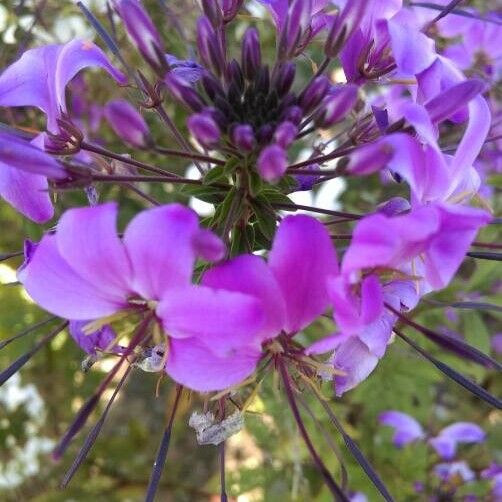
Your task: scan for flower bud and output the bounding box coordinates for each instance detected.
[294,163,320,191]
[274,121,298,148]
[202,73,225,101]
[231,124,256,151]
[241,27,261,80]
[164,73,206,112]
[257,144,287,183]
[346,141,394,176]
[325,0,366,57]
[197,16,226,76]
[278,0,312,59]
[227,59,245,91]
[281,105,303,125]
[188,112,221,148]
[300,76,330,114]
[315,84,358,128]
[104,99,151,148]
[221,0,244,23]
[201,0,223,28]
[274,62,296,96]
[115,0,166,74]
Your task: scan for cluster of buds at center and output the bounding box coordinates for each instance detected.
[164,14,358,184]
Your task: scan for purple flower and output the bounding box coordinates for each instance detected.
[429,422,486,460]
[17,203,269,392]
[0,40,127,132]
[0,131,66,222]
[104,99,151,148]
[378,411,425,447]
[434,461,476,483]
[341,203,491,291]
[481,463,502,499]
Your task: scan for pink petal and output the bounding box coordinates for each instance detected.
[57,203,132,300]
[202,254,286,341]
[123,204,199,300]
[18,235,124,320]
[157,285,264,356]
[166,337,261,392]
[269,215,338,333]
[0,164,53,223]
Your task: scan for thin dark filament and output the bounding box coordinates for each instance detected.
[277,357,349,502]
[154,146,225,165]
[410,2,502,26]
[287,168,341,176]
[91,174,204,185]
[467,251,502,261]
[144,385,183,502]
[121,182,161,206]
[0,316,58,351]
[471,241,502,250]
[53,316,152,460]
[387,304,502,370]
[154,103,205,175]
[295,393,349,492]
[422,298,502,313]
[394,328,502,409]
[287,146,356,170]
[0,251,24,262]
[219,442,227,502]
[311,393,396,502]
[0,321,68,386]
[273,202,362,220]
[330,234,352,240]
[60,364,133,488]
[80,141,181,178]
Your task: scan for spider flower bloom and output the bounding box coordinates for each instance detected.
[0,40,127,133]
[18,203,268,392]
[429,422,486,460]
[0,131,66,222]
[378,411,425,447]
[157,214,338,390]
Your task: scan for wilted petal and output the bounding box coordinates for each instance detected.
[379,410,425,447]
[123,204,199,300]
[0,164,53,223]
[57,203,132,300]
[158,285,264,355]
[269,215,338,333]
[166,337,261,392]
[202,254,287,341]
[18,235,124,320]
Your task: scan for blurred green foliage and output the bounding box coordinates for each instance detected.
[0,1,500,500]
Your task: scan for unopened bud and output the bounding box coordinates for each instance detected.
[315,84,358,128]
[115,0,166,74]
[300,76,330,114]
[257,144,288,183]
[242,27,261,80]
[274,121,298,148]
[188,112,221,148]
[231,124,256,151]
[346,141,394,176]
[104,99,151,148]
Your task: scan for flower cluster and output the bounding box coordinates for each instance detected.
[0,0,500,499]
